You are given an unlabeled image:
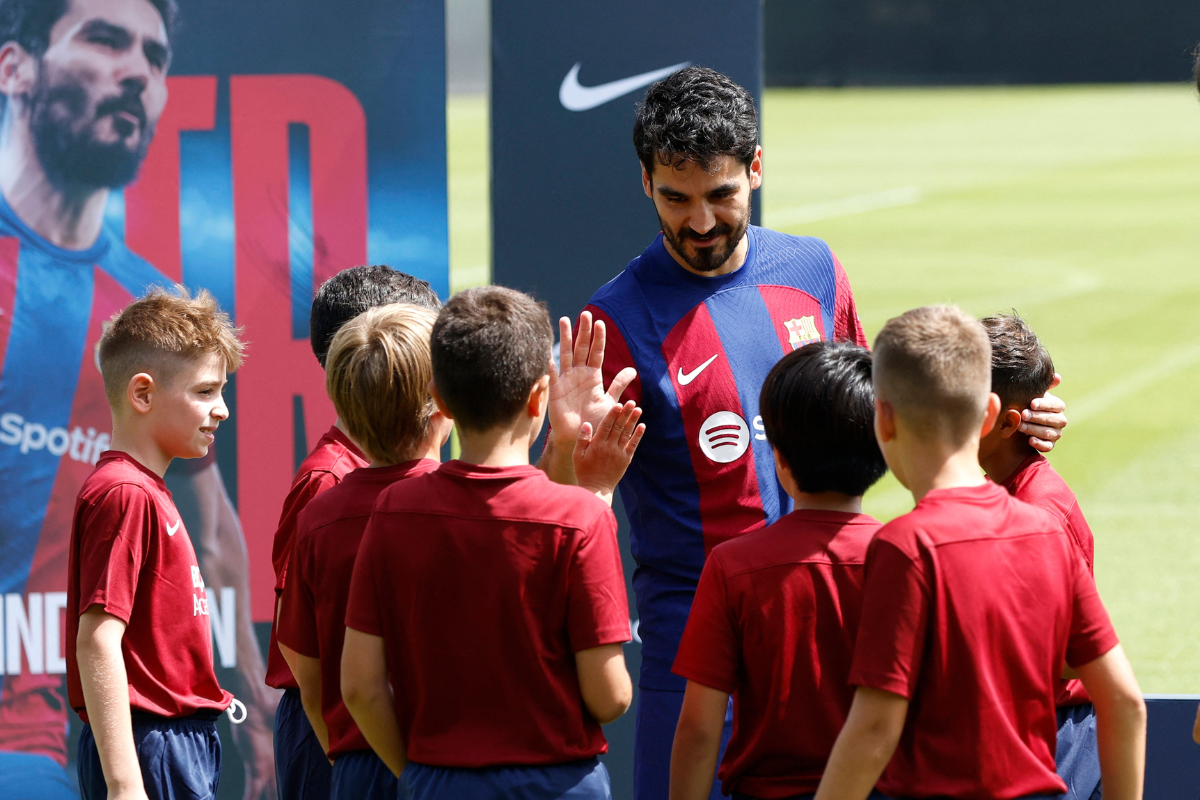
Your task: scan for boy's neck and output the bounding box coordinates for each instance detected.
[898,437,987,503]
[109,422,172,478]
[790,491,863,515]
[369,437,443,469]
[457,424,534,468]
[978,440,1037,486]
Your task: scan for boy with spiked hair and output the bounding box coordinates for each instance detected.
[277,303,450,799]
[67,287,243,800]
[815,305,1145,800]
[342,286,642,799]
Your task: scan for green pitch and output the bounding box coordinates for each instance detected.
[446,84,1200,693]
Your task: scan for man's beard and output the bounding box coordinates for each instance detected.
[28,70,154,191]
[659,204,751,273]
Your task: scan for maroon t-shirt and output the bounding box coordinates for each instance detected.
[673,510,881,798]
[66,452,232,723]
[266,426,367,689]
[1001,452,1096,708]
[277,459,438,757]
[849,482,1118,799]
[344,461,631,768]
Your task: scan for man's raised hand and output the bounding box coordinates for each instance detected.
[574,401,646,506]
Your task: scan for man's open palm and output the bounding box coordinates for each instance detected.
[548,311,637,445]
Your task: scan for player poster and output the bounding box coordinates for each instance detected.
[0,0,446,797]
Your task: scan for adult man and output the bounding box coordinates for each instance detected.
[0,1,274,797]
[542,67,1068,800]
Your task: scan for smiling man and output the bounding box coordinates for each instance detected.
[540,66,1069,800]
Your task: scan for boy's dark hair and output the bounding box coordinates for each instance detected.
[980,313,1055,410]
[431,286,552,433]
[309,265,440,368]
[759,342,887,496]
[633,66,759,177]
[0,0,179,56]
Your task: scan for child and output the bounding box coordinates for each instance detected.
[977,312,1100,800]
[669,342,888,800]
[341,286,641,799]
[276,303,449,799]
[66,287,243,800]
[814,305,1146,800]
[267,265,440,800]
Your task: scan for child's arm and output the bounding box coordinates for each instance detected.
[574,643,632,724]
[669,681,729,800]
[76,606,149,800]
[813,687,908,800]
[572,400,645,506]
[278,644,329,754]
[341,627,406,776]
[1075,644,1146,800]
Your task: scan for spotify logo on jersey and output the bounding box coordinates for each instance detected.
[699,412,750,463]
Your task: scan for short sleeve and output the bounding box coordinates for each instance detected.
[849,537,929,698]
[584,305,641,405]
[672,552,738,693]
[565,507,631,652]
[277,518,321,658]
[272,470,339,593]
[831,253,867,348]
[76,484,153,623]
[1065,561,1119,669]
[344,517,385,636]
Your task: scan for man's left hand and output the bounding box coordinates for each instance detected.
[1019,373,1067,453]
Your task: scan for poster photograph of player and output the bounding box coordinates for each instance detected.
[0,0,446,798]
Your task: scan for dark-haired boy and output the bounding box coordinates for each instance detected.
[669,342,888,800]
[267,265,440,800]
[814,305,1145,800]
[977,313,1100,800]
[341,286,641,799]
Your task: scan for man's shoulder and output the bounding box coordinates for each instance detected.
[751,226,834,269]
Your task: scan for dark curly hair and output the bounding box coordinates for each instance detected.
[0,0,178,56]
[633,66,759,177]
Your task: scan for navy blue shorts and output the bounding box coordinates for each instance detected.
[78,711,222,800]
[332,749,408,800]
[404,757,610,800]
[0,751,75,800]
[633,687,731,800]
[275,688,332,800]
[1057,702,1102,800]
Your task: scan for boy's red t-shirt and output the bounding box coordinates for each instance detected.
[849,482,1117,800]
[266,425,368,689]
[277,458,438,757]
[673,510,881,798]
[1001,452,1096,708]
[344,461,631,768]
[66,452,232,723]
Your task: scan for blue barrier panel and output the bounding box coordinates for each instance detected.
[1147,695,1200,799]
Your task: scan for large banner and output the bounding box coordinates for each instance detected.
[491,4,761,796]
[0,1,446,797]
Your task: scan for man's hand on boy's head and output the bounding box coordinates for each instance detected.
[547,312,637,447]
[1019,373,1067,453]
[573,400,646,506]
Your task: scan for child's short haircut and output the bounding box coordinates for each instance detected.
[873,305,991,443]
[325,303,438,465]
[431,286,552,432]
[980,313,1055,410]
[759,342,887,496]
[98,286,244,405]
[310,265,441,368]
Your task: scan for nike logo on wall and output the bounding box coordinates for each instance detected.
[166,520,181,537]
[559,61,690,112]
[678,354,719,385]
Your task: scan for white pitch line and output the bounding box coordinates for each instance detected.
[1068,341,1200,426]
[769,186,922,228]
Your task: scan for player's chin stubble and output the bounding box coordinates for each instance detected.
[658,208,751,274]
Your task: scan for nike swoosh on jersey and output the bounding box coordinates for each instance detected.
[167,520,181,536]
[559,61,690,112]
[677,354,719,385]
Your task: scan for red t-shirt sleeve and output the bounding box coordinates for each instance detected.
[272,470,338,593]
[344,519,385,636]
[565,507,631,652]
[849,537,929,699]
[584,304,641,406]
[672,551,738,693]
[277,517,321,658]
[831,253,867,347]
[1065,561,1119,669]
[76,484,153,623]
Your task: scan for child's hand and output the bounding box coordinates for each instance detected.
[573,400,645,506]
[1020,373,1066,452]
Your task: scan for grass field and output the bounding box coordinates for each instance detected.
[447,84,1200,693]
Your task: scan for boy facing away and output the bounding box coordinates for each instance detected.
[266,265,440,800]
[814,305,1146,800]
[669,342,888,800]
[67,288,243,800]
[341,286,641,799]
[977,313,1101,800]
[277,303,450,799]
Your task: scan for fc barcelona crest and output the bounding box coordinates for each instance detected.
[784,316,821,350]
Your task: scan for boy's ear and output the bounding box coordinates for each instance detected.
[997,408,1024,439]
[428,380,454,421]
[126,373,154,414]
[527,374,551,418]
[980,392,1002,438]
[874,397,897,444]
[772,447,799,497]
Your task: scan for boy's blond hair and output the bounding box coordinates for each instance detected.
[99,286,244,405]
[873,305,991,444]
[326,303,438,465]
